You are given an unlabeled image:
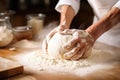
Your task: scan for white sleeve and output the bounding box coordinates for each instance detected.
[55,0,80,15]
[113,0,120,9]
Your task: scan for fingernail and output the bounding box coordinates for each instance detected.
[63,44,68,49]
[64,45,71,49]
[63,53,73,59]
[63,54,70,59]
[65,45,70,49]
[71,58,79,61]
[78,53,83,58]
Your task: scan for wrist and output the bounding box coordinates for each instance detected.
[59,20,69,30]
[60,5,75,30]
[85,28,96,41]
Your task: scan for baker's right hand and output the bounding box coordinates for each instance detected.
[61,29,94,60]
[42,24,66,54]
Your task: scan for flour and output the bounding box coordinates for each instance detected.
[11,40,40,49]
[27,15,44,39]
[18,48,116,74]
[0,26,13,47]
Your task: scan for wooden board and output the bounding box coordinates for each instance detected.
[0,57,23,79]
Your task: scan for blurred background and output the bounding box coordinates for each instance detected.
[0,0,94,29]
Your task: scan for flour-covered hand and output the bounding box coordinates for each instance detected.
[63,30,94,60]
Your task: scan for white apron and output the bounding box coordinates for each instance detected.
[87,0,120,48]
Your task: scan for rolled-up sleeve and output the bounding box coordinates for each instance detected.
[55,0,80,15]
[113,0,120,9]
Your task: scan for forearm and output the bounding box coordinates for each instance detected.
[86,7,120,41]
[60,5,75,29]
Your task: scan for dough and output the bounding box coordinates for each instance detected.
[48,33,73,59]
[47,30,92,59]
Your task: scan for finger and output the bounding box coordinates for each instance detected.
[63,36,81,49]
[46,28,57,43]
[63,30,88,49]
[63,43,81,60]
[42,38,48,54]
[71,46,87,60]
[60,29,77,35]
[57,25,66,32]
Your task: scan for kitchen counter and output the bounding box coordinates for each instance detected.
[0,40,120,80]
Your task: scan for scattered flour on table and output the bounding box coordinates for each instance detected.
[17,48,117,75]
[11,40,41,49]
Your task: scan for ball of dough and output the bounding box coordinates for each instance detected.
[47,30,92,60]
[48,33,73,59]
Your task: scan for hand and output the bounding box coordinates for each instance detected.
[42,25,66,54]
[62,29,94,60]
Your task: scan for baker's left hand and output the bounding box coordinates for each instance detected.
[42,23,67,54]
[61,29,94,60]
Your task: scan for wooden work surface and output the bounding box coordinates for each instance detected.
[0,41,120,80]
[0,57,23,79]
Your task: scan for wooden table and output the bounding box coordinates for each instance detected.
[0,41,120,80]
[0,57,23,79]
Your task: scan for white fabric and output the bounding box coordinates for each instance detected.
[88,0,118,19]
[55,0,80,15]
[114,0,120,8]
[87,0,120,48]
[97,23,120,48]
[55,0,120,48]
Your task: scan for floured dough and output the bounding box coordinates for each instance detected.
[47,30,92,59]
[48,33,73,59]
